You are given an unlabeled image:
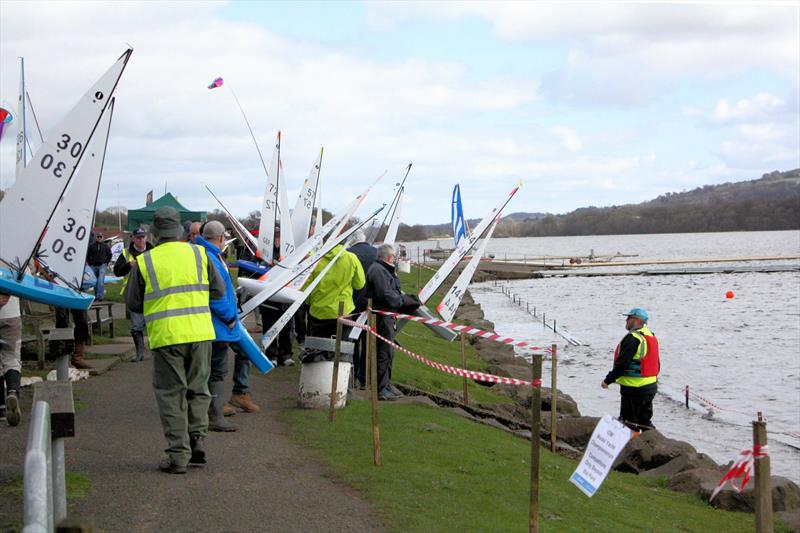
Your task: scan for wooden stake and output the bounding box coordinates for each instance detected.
[328,301,345,422]
[530,353,543,533]
[754,412,773,533]
[550,344,557,453]
[460,333,468,405]
[685,385,689,409]
[368,302,382,466]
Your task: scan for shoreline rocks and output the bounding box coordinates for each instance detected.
[454,289,800,519]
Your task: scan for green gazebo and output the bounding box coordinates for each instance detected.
[127,192,206,232]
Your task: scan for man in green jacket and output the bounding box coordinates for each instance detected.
[303,244,365,338]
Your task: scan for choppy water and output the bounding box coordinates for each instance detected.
[406,231,800,481]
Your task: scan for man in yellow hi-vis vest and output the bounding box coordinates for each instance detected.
[602,307,660,431]
[126,207,226,474]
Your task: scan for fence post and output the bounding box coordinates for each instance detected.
[550,344,558,453]
[24,401,53,532]
[530,353,543,533]
[460,333,468,405]
[329,301,345,422]
[685,386,689,409]
[754,412,773,533]
[367,301,382,466]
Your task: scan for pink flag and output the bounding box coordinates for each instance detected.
[207,77,224,90]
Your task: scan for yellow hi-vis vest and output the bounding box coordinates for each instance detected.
[614,325,659,388]
[136,242,215,349]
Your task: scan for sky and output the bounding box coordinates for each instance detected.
[0,1,798,225]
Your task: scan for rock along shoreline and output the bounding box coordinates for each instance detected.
[451,290,800,529]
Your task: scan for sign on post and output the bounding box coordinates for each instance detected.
[570,415,632,497]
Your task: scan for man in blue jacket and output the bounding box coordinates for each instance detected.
[197,221,239,432]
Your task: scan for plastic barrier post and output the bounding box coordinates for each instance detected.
[754,412,773,533]
[368,302,381,466]
[460,333,468,405]
[530,353,542,533]
[329,301,345,422]
[550,344,557,453]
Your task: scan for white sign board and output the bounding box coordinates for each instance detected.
[569,415,632,497]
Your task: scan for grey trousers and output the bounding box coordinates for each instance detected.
[152,341,212,465]
[0,317,22,376]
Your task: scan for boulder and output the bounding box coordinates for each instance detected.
[614,430,697,474]
[511,385,581,417]
[640,452,720,478]
[778,509,800,532]
[553,416,600,448]
[668,468,800,513]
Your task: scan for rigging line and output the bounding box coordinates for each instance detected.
[25,92,45,144]
[310,147,323,222]
[227,86,270,180]
[377,163,412,232]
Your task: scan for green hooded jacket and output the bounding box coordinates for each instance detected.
[303,244,366,319]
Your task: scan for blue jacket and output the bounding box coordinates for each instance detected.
[196,236,240,342]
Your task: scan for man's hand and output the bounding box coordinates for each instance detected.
[601,380,608,389]
[0,294,9,308]
[228,321,235,329]
[129,260,136,267]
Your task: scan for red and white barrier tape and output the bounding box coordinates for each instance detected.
[683,387,756,418]
[369,308,553,353]
[710,444,768,501]
[339,317,542,388]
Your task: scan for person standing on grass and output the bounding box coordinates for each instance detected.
[86,232,112,300]
[113,227,153,362]
[601,307,660,431]
[0,292,22,426]
[347,229,377,388]
[126,207,225,474]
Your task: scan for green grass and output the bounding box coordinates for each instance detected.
[284,400,787,533]
[2,472,92,501]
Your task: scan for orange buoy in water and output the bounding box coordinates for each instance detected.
[726,290,735,299]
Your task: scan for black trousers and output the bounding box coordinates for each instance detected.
[375,315,395,393]
[352,332,367,384]
[55,308,90,344]
[620,393,655,431]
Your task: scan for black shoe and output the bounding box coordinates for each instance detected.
[159,457,187,474]
[189,436,206,464]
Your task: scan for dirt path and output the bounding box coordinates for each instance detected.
[1,355,386,532]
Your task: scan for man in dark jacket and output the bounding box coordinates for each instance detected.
[86,233,112,300]
[347,229,377,387]
[366,244,404,401]
[113,227,153,361]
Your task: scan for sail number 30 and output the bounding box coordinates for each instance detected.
[40,134,83,178]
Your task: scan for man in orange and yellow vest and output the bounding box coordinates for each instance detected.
[126,207,226,474]
[602,307,660,431]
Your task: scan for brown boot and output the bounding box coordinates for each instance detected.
[229,393,260,413]
[223,404,237,417]
[71,342,92,370]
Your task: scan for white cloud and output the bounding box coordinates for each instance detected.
[713,93,787,123]
[552,126,582,151]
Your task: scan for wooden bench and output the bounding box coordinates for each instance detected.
[89,301,114,338]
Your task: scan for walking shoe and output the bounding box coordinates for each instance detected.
[159,457,187,474]
[389,384,404,397]
[6,392,21,426]
[378,389,397,402]
[229,393,260,413]
[223,404,237,417]
[280,358,295,367]
[189,436,206,464]
[70,342,92,370]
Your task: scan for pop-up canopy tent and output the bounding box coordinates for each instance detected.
[127,192,206,232]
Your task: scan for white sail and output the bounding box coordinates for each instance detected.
[330,170,386,239]
[436,216,498,322]
[38,99,116,289]
[205,186,259,257]
[313,203,323,238]
[15,58,28,177]
[239,205,385,317]
[0,49,132,273]
[25,91,45,152]
[383,187,403,246]
[418,184,519,304]
[257,131,280,264]
[292,147,323,247]
[277,160,295,260]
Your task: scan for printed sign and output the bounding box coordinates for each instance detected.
[569,415,632,497]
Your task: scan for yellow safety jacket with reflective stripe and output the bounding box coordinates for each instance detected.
[119,249,132,296]
[136,242,215,349]
[614,325,659,388]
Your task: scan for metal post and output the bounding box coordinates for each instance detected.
[685,386,689,409]
[460,333,468,405]
[23,401,53,533]
[53,353,69,524]
[530,354,543,533]
[754,412,773,533]
[550,344,558,453]
[329,301,345,422]
[367,302,381,466]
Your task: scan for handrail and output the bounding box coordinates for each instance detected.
[23,401,53,533]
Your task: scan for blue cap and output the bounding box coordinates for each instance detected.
[623,308,649,322]
[132,227,147,237]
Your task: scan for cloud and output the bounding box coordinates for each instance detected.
[713,93,787,123]
[552,126,582,151]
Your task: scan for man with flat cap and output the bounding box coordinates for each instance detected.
[601,307,660,431]
[126,207,226,474]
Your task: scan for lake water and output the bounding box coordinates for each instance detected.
[405,231,800,482]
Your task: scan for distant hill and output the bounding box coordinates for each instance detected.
[396,169,800,240]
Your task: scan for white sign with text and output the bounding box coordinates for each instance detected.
[569,415,632,497]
